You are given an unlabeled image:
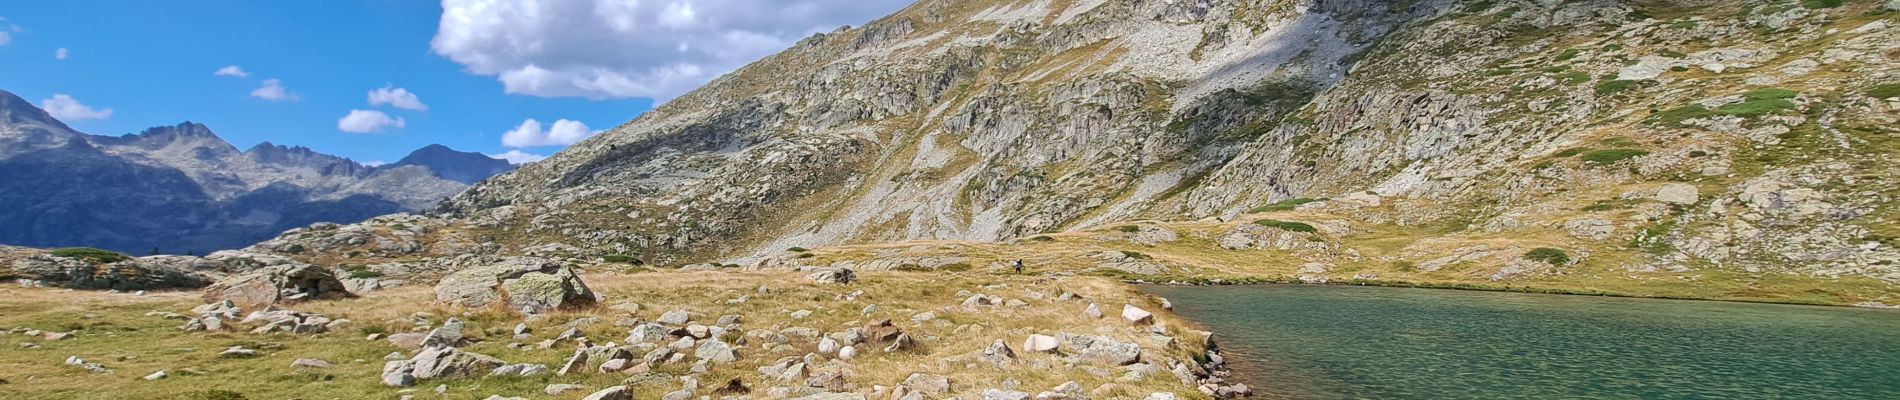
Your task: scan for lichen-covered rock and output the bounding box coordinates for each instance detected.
[807,267,855,284]
[202,263,349,309]
[434,257,596,314]
[10,255,213,291]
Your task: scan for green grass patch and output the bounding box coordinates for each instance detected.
[1118,250,1152,260]
[1553,147,1586,157]
[1800,0,1841,9]
[786,247,810,252]
[1555,48,1581,61]
[1595,79,1636,95]
[1715,99,1797,117]
[1253,219,1319,233]
[1581,149,1650,165]
[1556,71,1591,85]
[1865,83,1900,99]
[1743,88,1798,101]
[1116,225,1142,233]
[1524,248,1571,265]
[48,247,129,264]
[1249,197,1324,213]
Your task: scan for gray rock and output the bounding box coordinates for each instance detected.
[807,268,855,284]
[983,389,1032,400]
[695,339,739,363]
[545,384,588,395]
[434,257,597,314]
[902,373,951,394]
[201,263,350,309]
[580,386,633,400]
[658,310,692,325]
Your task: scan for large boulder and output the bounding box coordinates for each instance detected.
[202,263,350,309]
[11,255,214,291]
[381,346,507,387]
[435,257,597,314]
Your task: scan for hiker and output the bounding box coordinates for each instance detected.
[1013,259,1024,274]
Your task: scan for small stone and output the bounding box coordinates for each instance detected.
[143,371,167,381]
[838,345,858,360]
[1084,303,1103,319]
[581,386,634,400]
[902,373,951,394]
[1121,305,1153,325]
[291,358,333,368]
[1022,334,1059,352]
[658,310,692,325]
[546,384,588,395]
[983,389,1031,400]
[219,346,258,358]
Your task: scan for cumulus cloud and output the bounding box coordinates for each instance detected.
[488,150,547,164]
[39,94,113,121]
[54,48,67,60]
[368,85,428,111]
[336,109,405,133]
[251,79,298,102]
[431,0,908,101]
[362,160,388,167]
[501,118,599,148]
[214,65,250,78]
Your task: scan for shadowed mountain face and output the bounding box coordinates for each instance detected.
[0,89,510,255]
[393,144,516,185]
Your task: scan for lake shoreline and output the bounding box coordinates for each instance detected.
[1137,283,1900,399]
[1120,275,1900,311]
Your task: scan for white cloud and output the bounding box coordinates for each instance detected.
[501,118,598,148]
[367,85,428,111]
[54,48,67,60]
[250,78,298,102]
[430,0,909,101]
[362,160,388,167]
[0,18,11,46]
[214,65,250,78]
[336,109,406,133]
[39,94,113,121]
[488,150,547,164]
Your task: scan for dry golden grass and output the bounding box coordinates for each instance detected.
[0,270,1213,400]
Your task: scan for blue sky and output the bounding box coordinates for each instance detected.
[0,0,907,164]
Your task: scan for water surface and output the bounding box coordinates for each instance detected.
[1141,284,1900,400]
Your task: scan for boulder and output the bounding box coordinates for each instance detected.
[581,386,634,400]
[1060,334,1140,365]
[1022,334,1060,353]
[434,257,597,314]
[807,268,855,284]
[1654,183,1701,205]
[11,255,214,291]
[202,263,350,310]
[384,346,507,386]
[902,373,951,394]
[1121,305,1153,325]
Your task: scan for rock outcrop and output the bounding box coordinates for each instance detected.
[434,257,597,314]
[202,263,350,309]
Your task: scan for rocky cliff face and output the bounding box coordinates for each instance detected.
[0,90,512,254]
[286,0,1892,288]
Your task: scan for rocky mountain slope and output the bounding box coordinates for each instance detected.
[246,0,1894,303]
[0,90,513,255]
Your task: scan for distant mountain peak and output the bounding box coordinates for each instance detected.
[393,144,514,184]
[0,90,75,130]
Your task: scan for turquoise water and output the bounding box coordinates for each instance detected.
[1140,284,1900,400]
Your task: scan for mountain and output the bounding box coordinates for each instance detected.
[255,0,1897,303]
[392,144,516,184]
[0,89,511,255]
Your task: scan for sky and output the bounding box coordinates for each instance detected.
[0,0,908,165]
